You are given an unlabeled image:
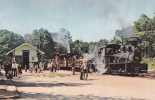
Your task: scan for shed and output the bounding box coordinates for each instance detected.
[6,43,45,68]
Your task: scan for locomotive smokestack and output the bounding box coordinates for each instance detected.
[128,37,140,47]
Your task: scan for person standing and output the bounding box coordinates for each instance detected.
[18,62,22,78]
[80,63,84,80]
[39,62,44,73]
[83,62,88,80]
[34,64,38,73]
[8,62,12,73]
[72,59,75,75]
[25,65,27,72]
[47,62,51,72]
[51,61,55,72]
[44,62,47,73]
[12,61,17,77]
[57,62,60,70]
[4,62,9,77]
[29,62,34,73]
[15,61,18,77]
[54,61,57,72]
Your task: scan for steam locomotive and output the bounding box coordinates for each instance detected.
[99,37,148,76]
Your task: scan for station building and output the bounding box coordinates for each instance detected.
[6,43,45,68]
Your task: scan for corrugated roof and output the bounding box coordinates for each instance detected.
[6,43,45,56]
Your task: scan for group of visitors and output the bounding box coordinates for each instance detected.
[28,61,58,73]
[80,62,88,80]
[4,61,22,78]
[71,58,89,80]
[4,59,89,80]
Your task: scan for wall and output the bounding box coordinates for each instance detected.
[14,44,38,62]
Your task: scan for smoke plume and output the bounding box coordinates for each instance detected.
[114,35,122,42]
[52,30,70,53]
[83,46,107,75]
[123,26,137,38]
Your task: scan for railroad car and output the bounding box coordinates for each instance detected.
[55,53,83,70]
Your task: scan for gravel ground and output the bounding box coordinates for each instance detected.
[12,70,155,100]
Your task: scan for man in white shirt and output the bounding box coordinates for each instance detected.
[29,62,34,73]
[12,61,17,77]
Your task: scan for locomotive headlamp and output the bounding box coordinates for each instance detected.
[136,57,139,60]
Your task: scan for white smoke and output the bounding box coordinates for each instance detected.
[83,46,107,75]
[123,26,137,38]
[94,57,107,75]
[114,35,122,42]
[52,30,70,53]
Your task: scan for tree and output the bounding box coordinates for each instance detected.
[30,28,55,59]
[0,30,24,65]
[70,40,89,55]
[24,33,32,44]
[134,14,155,58]
[98,39,108,47]
[134,14,151,32]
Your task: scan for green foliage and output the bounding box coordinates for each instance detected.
[142,57,155,70]
[27,28,55,59]
[134,14,152,32]
[70,40,89,55]
[133,14,155,58]
[0,30,24,64]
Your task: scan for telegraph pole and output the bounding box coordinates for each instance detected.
[39,32,40,50]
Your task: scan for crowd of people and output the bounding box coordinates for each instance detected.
[27,61,58,73]
[4,60,89,80]
[4,61,22,78]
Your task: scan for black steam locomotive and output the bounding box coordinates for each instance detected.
[99,37,148,76]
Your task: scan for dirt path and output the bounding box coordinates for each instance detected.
[13,70,155,100]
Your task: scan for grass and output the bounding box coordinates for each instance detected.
[25,72,71,78]
[142,57,155,70]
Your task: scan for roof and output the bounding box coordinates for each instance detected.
[99,44,121,49]
[6,43,45,56]
[99,44,121,53]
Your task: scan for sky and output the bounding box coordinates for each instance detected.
[0,0,155,42]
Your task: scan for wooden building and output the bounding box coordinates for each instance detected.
[6,43,45,68]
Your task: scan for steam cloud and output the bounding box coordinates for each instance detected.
[52,30,70,53]
[114,35,122,42]
[83,46,107,75]
[123,26,137,38]
[115,26,138,42]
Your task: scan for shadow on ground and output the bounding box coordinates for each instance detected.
[13,80,92,87]
[17,92,146,100]
[0,89,20,99]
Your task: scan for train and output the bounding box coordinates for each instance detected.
[55,53,83,70]
[55,37,148,76]
[99,37,148,76]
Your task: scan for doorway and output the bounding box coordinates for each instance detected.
[23,51,29,69]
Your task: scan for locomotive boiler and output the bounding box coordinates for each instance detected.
[99,37,148,76]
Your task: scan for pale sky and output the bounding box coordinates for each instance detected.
[0,0,155,42]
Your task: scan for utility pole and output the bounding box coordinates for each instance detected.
[38,32,41,63]
[38,32,40,50]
